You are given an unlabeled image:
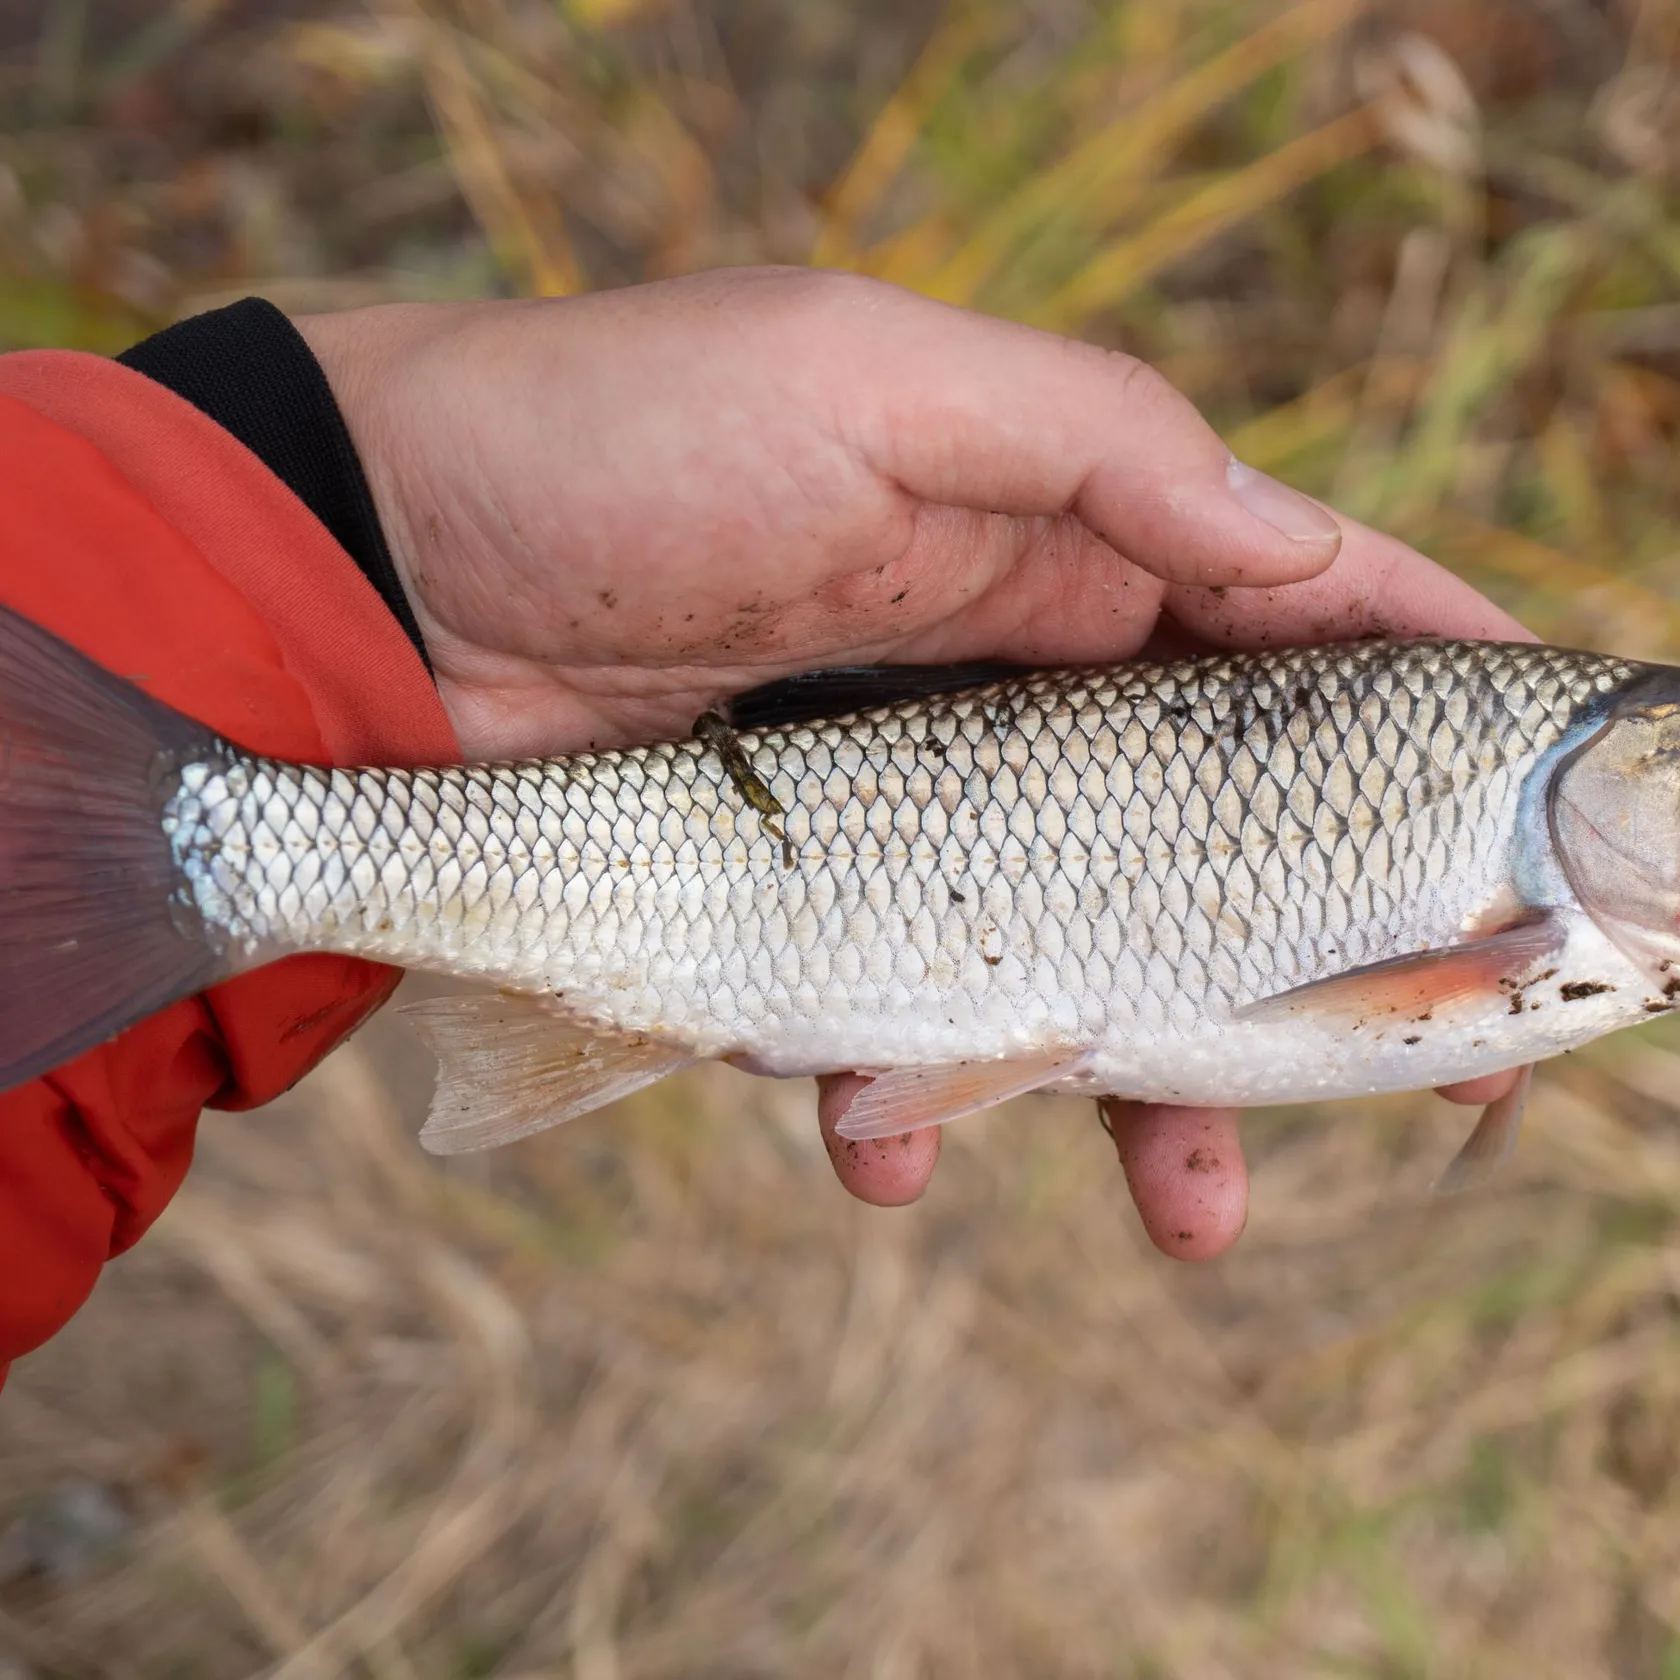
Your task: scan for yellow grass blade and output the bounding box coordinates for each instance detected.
[811,9,988,270]
[563,0,658,25]
[1222,364,1365,470]
[620,87,718,278]
[1106,0,1195,87]
[1030,105,1377,333]
[850,216,962,293]
[1435,510,1680,651]
[380,0,582,298]
[1382,228,1594,525]
[915,0,1369,305]
[0,277,151,354]
[287,20,413,86]
[1537,407,1613,567]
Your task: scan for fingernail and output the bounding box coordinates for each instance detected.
[1226,459,1341,547]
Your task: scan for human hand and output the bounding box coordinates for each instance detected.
[297,267,1529,1257]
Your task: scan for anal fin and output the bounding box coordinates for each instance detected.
[834,1050,1094,1142]
[1233,917,1564,1027]
[400,992,695,1156]
[1434,1064,1534,1196]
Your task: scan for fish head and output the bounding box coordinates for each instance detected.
[1552,697,1680,970]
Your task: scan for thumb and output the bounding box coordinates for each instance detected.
[834,276,1343,588]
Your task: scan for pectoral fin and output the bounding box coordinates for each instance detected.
[1233,918,1564,1027]
[834,1050,1095,1142]
[1434,1064,1534,1196]
[400,991,695,1155]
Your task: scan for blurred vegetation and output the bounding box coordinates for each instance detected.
[6,0,1680,1676]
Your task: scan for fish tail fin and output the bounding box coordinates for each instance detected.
[0,603,233,1091]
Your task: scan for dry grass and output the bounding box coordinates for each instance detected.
[6,1,1680,1675]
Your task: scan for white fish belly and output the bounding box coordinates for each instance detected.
[1064,918,1661,1106]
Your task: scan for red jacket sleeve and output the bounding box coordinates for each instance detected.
[0,353,458,1375]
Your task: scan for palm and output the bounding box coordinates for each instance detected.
[422,501,1185,762]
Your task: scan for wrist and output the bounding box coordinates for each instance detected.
[292,300,577,759]
[291,303,456,644]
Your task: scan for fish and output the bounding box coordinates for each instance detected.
[3,601,1678,1185]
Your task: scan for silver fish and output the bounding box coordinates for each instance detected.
[3,605,1676,1179]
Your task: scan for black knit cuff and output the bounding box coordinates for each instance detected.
[118,298,431,672]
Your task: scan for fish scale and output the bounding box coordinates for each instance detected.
[160,639,1645,1111]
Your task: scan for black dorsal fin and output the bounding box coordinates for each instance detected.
[724,661,1027,731]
